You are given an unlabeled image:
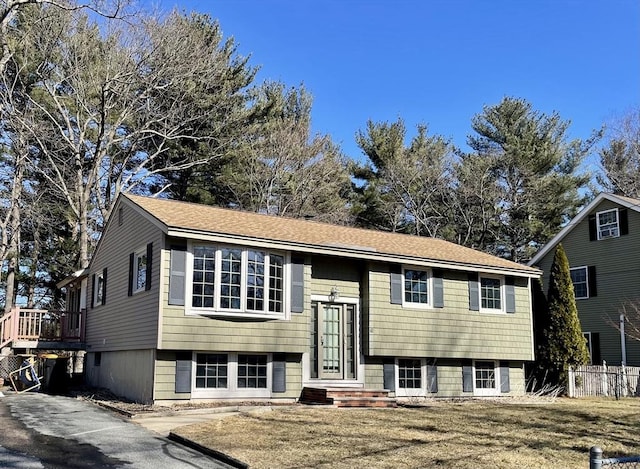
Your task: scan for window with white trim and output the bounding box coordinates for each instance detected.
[474,361,498,396]
[193,353,272,398]
[570,267,589,299]
[403,268,430,307]
[132,248,148,294]
[597,209,619,239]
[189,244,287,319]
[94,271,105,306]
[480,276,503,312]
[398,358,422,390]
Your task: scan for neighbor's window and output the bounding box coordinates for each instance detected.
[190,245,286,317]
[570,267,589,299]
[195,353,228,389]
[404,269,429,306]
[597,209,619,239]
[94,271,105,306]
[398,359,422,389]
[480,276,502,311]
[133,249,147,293]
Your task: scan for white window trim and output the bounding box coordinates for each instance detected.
[402,266,432,309]
[583,332,593,365]
[94,271,105,307]
[395,358,426,397]
[473,360,500,397]
[191,352,273,399]
[479,275,505,314]
[596,208,620,240]
[185,241,291,320]
[132,246,147,295]
[570,266,589,300]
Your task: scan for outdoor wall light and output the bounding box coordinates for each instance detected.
[329,286,339,302]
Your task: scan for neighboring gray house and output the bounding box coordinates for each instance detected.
[529,193,640,367]
[83,194,540,404]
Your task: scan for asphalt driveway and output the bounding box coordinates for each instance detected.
[0,392,234,468]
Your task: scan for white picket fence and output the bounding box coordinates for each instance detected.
[568,363,640,398]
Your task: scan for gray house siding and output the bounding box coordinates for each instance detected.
[86,201,163,352]
[533,198,640,366]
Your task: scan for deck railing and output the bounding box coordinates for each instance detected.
[0,307,84,349]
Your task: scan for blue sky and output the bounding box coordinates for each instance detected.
[161,1,639,169]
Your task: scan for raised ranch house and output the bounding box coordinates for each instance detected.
[82,194,540,404]
[529,193,640,367]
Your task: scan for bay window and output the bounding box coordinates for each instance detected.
[188,244,287,318]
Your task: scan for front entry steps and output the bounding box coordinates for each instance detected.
[300,387,397,408]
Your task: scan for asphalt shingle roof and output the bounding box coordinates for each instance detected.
[126,194,540,276]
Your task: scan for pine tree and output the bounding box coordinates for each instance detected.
[541,244,590,390]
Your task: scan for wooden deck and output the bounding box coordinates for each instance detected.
[0,307,85,350]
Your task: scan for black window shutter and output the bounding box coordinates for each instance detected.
[500,361,510,393]
[591,333,601,365]
[462,361,473,392]
[128,253,134,297]
[145,242,153,291]
[175,352,192,394]
[272,354,286,393]
[383,361,395,392]
[427,361,438,393]
[91,274,96,308]
[290,258,304,313]
[505,276,516,313]
[390,265,403,305]
[102,268,107,304]
[619,208,629,236]
[433,269,444,308]
[169,247,186,306]
[588,265,597,297]
[588,214,597,241]
[468,273,479,311]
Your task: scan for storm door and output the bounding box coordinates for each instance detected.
[311,302,357,380]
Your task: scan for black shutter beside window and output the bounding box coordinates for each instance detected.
[591,333,601,365]
[619,208,629,236]
[145,242,153,291]
[128,253,134,297]
[588,265,597,298]
[91,274,95,308]
[588,214,597,241]
[102,268,107,304]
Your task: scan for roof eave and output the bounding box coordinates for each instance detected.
[166,228,541,278]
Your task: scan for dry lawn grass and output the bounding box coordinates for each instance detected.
[173,397,640,469]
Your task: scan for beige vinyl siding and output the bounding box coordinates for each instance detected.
[535,200,640,366]
[86,202,163,351]
[159,251,310,352]
[85,350,154,403]
[366,267,533,360]
[153,351,303,401]
[363,358,385,390]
